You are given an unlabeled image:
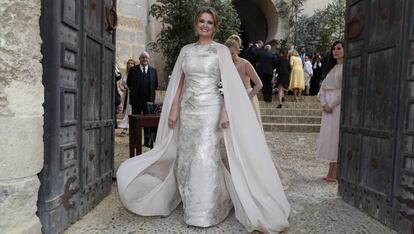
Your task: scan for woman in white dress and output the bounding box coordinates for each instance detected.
[316,41,344,182]
[303,55,313,95]
[118,59,136,136]
[117,6,290,233]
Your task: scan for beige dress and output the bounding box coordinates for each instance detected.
[234,57,289,188]
[234,57,262,124]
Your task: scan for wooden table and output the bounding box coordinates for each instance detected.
[128,114,160,157]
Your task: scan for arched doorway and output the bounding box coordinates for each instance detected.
[232,0,279,48]
[233,0,267,48]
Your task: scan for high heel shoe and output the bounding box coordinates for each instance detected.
[323,176,336,182]
[277,104,282,108]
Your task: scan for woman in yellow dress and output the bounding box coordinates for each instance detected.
[288,50,305,100]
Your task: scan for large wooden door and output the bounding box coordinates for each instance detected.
[38,0,117,233]
[339,0,414,232]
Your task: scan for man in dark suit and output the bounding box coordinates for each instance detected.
[241,40,263,67]
[299,46,307,65]
[256,44,277,102]
[127,51,158,147]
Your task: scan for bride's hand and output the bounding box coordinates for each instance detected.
[168,107,179,129]
[219,109,229,129]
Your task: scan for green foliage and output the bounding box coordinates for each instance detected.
[277,0,346,53]
[296,0,346,52]
[276,0,305,43]
[148,0,241,77]
[211,1,241,43]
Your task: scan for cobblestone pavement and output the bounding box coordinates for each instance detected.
[65,130,397,234]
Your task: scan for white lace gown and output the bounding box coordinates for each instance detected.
[117,43,290,233]
[176,44,233,226]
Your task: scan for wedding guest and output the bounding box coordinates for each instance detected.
[288,50,305,101]
[117,59,136,136]
[303,55,313,95]
[310,52,323,96]
[256,44,277,102]
[127,52,158,147]
[225,35,263,122]
[225,35,289,188]
[117,6,290,233]
[275,50,290,108]
[316,41,344,182]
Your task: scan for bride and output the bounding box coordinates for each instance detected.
[117,6,290,233]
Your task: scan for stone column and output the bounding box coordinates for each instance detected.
[0,1,43,233]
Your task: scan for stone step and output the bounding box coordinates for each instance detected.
[259,101,321,109]
[260,108,322,116]
[284,95,319,103]
[263,123,321,132]
[257,94,320,103]
[261,115,321,124]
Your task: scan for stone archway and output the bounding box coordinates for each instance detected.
[232,0,280,47]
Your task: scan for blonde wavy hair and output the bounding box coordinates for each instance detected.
[224,34,242,51]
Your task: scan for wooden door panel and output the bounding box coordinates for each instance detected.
[367,0,402,47]
[84,37,102,121]
[83,127,101,187]
[85,0,103,35]
[343,56,363,128]
[101,126,113,175]
[339,133,360,183]
[102,48,114,120]
[363,48,396,131]
[39,0,116,233]
[359,136,393,195]
[346,1,368,58]
[341,0,414,232]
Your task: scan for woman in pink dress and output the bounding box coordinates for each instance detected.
[316,41,344,182]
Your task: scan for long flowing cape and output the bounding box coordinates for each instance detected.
[117,43,290,233]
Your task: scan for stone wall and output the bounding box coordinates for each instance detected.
[116,0,148,70]
[0,0,43,233]
[116,0,167,88]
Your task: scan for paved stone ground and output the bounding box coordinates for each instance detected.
[65,130,397,234]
